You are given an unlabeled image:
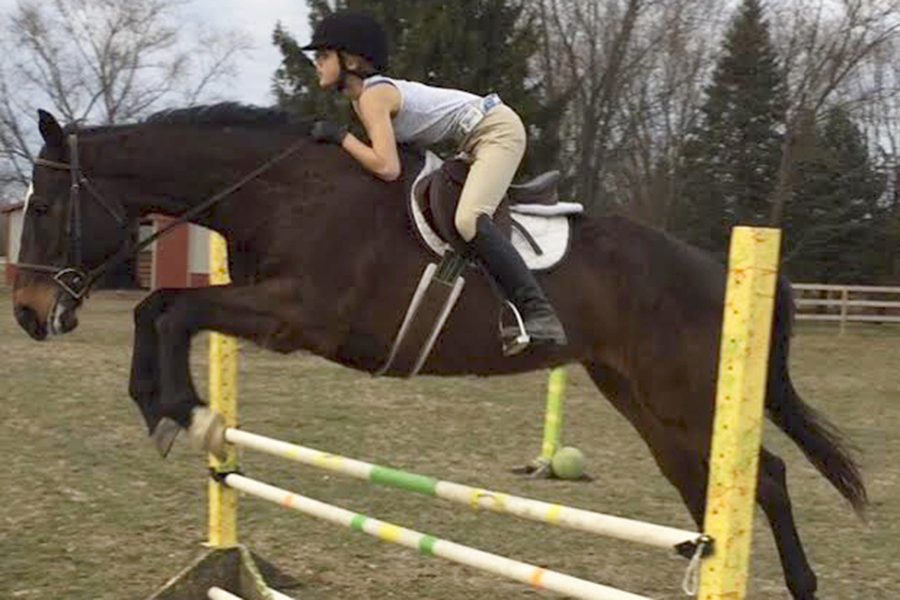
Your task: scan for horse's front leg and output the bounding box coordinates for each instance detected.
[128,288,182,438]
[150,280,326,456]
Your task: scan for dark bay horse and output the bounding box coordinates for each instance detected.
[12,104,865,599]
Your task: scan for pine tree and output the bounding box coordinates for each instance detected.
[676,0,786,256]
[271,1,557,175]
[783,109,887,282]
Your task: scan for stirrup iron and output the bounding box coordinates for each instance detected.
[499,300,530,356]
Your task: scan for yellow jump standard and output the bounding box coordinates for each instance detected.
[148,233,282,600]
[698,227,781,599]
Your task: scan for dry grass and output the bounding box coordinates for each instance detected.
[1,288,898,599]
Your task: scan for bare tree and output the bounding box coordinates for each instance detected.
[532,0,727,218]
[532,0,899,230]
[0,0,251,198]
[537,0,650,211]
[609,0,724,226]
[768,0,900,223]
[857,45,900,279]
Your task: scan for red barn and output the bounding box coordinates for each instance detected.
[3,188,209,289]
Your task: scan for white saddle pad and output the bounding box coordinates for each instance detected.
[409,151,583,271]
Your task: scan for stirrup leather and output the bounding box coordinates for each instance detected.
[377,252,468,377]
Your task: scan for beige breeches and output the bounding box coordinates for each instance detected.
[454,104,527,242]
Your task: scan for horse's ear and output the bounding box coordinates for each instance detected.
[38,109,64,149]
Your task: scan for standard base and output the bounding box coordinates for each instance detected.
[510,458,554,479]
[510,457,593,481]
[146,545,298,600]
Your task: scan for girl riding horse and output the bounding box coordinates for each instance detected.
[301,10,567,354]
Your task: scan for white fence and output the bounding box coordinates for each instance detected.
[793,283,900,333]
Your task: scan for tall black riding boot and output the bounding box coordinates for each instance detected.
[467,215,567,353]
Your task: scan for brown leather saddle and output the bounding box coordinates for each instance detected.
[412,158,562,254]
[379,155,568,376]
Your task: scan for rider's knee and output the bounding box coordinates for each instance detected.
[455,211,479,242]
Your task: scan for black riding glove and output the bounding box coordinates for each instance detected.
[311,120,348,145]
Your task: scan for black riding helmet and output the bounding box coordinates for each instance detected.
[301,11,389,73]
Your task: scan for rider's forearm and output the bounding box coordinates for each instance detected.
[342,134,401,182]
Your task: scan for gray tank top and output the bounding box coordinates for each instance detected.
[362,75,485,147]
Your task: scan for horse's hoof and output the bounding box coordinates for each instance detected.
[152,417,182,458]
[188,407,227,460]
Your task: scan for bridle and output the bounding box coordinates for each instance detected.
[17,134,129,300]
[17,132,307,301]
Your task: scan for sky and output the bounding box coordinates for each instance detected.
[178,0,311,105]
[0,0,312,106]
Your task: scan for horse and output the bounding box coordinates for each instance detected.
[11,104,866,600]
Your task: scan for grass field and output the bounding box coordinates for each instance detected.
[1,288,898,599]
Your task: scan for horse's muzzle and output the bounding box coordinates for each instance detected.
[13,292,79,340]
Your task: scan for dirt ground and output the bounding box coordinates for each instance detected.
[1,288,898,599]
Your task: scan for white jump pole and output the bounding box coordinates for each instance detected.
[224,473,653,600]
[225,428,701,553]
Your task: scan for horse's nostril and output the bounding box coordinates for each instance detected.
[13,304,47,340]
[14,304,33,326]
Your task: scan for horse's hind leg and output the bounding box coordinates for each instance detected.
[586,362,819,599]
[758,448,818,600]
[583,362,708,526]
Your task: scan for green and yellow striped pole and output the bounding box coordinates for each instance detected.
[698,227,781,599]
[540,367,567,464]
[224,473,653,600]
[224,428,699,550]
[208,232,239,548]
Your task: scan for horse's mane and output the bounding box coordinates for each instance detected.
[70,102,429,164]
[144,102,313,135]
[84,101,422,160]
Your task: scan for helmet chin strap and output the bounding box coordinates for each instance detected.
[336,51,350,92]
[335,51,375,92]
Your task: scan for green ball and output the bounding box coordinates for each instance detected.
[551,446,586,480]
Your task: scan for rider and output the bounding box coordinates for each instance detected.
[301,10,567,352]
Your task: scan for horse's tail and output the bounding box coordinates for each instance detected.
[765,276,868,515]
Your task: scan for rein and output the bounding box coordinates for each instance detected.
[18,133,307,300]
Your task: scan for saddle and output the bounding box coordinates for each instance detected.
[415,157,561,251]
[377,151,583,378]
[406,151,583,271]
